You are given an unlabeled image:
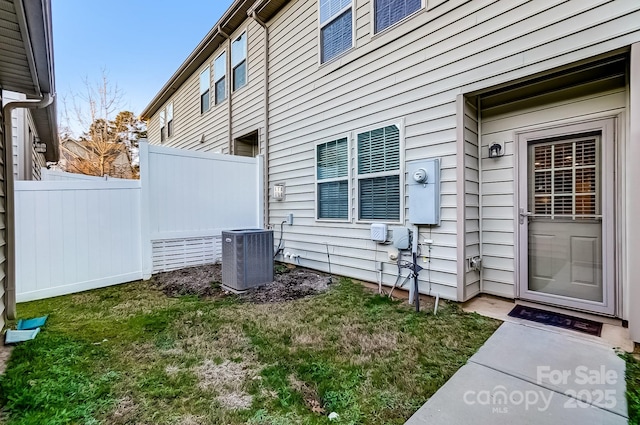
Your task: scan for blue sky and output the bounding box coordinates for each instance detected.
[52,0,234,129]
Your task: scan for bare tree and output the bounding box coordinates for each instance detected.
[59,70,145,179]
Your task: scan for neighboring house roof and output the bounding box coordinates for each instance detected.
[0,0,58,161]
[140,0,289,121]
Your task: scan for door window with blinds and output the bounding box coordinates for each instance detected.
[530,137,600,220]
[357,125,400,221]
[319,0,353,63]
[317,138,349,220]
[374,0,422,33]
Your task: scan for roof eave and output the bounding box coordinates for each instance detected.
[140,0,289,120]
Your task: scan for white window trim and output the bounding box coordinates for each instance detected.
[199,65,211,114]
[317,1,356,66]
[315,135,352,223]
[354,119,405,224]
[369,0,425,37]
[231,29,248,92]
[213,50,227,105]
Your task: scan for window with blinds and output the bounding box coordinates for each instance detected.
[530,138,600,219]
[232,32,247,91]
[374,0,421,33]
[319,0,353,63]
[166,103,174,138]
[199,67,210,113]
[357,125,400,220]
[214,52,227,105]
[317,138,349,219]
[159,109,166,143]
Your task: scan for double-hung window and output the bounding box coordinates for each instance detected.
[231,32,247,91]
[214,52,227,104]
[166,103,174,138]
[317,138,349,220]
[319,0,353,63]
[200,67,210,113]
[357,125,401,221]
[374,0,421,33]
[159,109,166,143]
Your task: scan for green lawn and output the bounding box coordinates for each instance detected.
[624,353,640,425]
[0,274,500,424]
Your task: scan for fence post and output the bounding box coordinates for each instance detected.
[256,154,265,229]
[139,140,153,279]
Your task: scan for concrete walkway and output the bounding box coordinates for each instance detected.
[405,322,628,424]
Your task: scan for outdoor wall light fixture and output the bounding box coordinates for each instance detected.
[34,139,47,154]
[488,142,505,158]
[273,183,285,201]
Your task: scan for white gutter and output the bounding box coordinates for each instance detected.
[2,93,54,319]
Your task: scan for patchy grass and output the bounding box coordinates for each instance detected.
[0,276,500,424]
[623,353,640,424]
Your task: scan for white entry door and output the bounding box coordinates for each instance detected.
[517,120,615,315]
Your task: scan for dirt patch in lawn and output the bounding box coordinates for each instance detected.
[0,344,12,376]
[152,264,222,297]
[153,263,331,303]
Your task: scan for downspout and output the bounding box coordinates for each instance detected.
[2,93,54,319]
[251,10,270,229]
[477,96,484,294]
[218,26,233,154]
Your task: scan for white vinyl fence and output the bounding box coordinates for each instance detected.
[15,142,263,302]
[142,144,263,275]
[41,168,127,181]
[15,180,142,301]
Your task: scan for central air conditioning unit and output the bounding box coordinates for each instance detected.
[222,229,274,292]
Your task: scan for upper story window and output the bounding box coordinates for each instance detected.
[159,109,166,143]
[374,0,421,33]
[200,67,211,113]
[319,0,353,63]
[166,103,174,138]
[214,52,227,104]
[231,32,247,91]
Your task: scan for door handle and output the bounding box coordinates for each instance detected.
[519,208,532,224]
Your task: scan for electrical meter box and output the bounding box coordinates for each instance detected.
[407,159,441,225]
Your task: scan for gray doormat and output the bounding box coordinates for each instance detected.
[508,304,602,336]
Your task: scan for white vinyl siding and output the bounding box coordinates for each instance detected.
[319,0,353,63]
[374,0,421,33]
[214,52,227,105]
[199,67,211,113]
[232,32,247,91]
[268,0,640,301]
[464,99,480,299]
[316,138,349,220]
[357,125,400,221]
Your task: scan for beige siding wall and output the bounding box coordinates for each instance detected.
[0,90,5,330]
[464,100,480,298]
[32,149,45,181]
[148,20,266,155]
[267,0,640,301]
[480,83,627,299]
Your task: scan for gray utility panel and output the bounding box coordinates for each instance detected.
[222,229,274,291]
[407,158,441,225]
